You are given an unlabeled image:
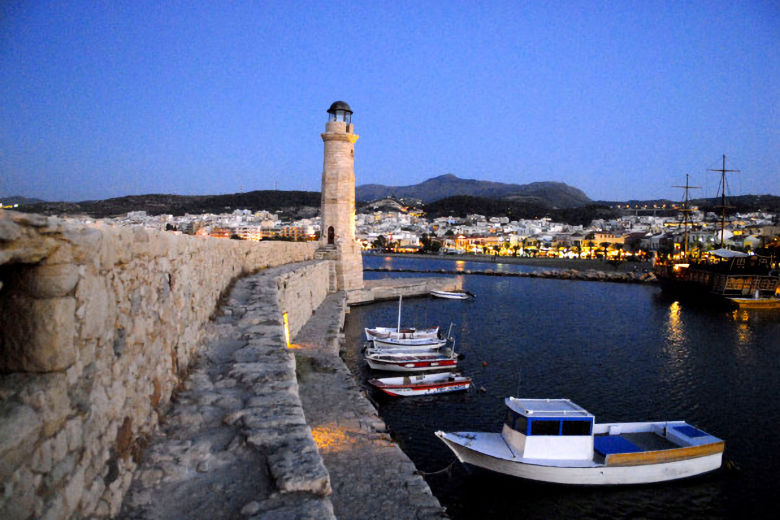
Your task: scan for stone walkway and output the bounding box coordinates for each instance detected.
[120,266,334,519]
[293,294,447,520]
[119,265,447,519]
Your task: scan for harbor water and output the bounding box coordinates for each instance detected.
[343,255,780,519]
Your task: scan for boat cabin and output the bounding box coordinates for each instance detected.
[502,398,595,460]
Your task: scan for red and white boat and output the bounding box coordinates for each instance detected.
[369,372,471,397]
[364,348,458,372]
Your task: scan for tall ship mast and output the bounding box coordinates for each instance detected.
[653,157,779,309]
[708,154,740,249]
[672,173,699,259]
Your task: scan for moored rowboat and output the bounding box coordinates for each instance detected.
[364,326,440,342]
[372,337,447,350]
[365,349,457,372]
[430,289,475,300]
[368,372,471,397]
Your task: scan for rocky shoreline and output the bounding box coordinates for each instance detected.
[364,252,653,274]
[365,266,657,284]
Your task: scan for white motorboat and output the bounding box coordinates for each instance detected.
[436,397,724,485]
[430,289,475,300]
[368,372,471,397]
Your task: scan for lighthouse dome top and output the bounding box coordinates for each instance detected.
[327,101,353,123]
[327,101,352,113]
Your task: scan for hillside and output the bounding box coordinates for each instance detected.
[356,174,591,208]
[18,191,321,219]
[423,195,619,226]
[1,195,45,206]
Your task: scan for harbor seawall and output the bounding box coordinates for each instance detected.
[0,211,325,518]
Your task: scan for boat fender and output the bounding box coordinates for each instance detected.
[457,353,465,360]
[482,361,488,367]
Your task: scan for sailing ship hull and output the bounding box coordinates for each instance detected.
[654,255,779,309]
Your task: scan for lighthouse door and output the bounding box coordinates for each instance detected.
[327,226,335,245]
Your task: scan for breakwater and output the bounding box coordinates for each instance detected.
[1,211,457,519]
[0,211,322,519]
[364,267,657,284]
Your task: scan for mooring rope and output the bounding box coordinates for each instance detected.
[416,461,456,477]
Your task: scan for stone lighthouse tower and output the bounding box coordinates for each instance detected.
[317,101,363,291]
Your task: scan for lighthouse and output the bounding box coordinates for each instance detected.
[317,101,364,291]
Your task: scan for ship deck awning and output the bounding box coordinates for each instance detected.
[710,248,749,258]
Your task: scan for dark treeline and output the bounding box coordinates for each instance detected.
[422,195,620,226]
[20,190,321,219]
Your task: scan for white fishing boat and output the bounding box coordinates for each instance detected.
[369,323,454,351]
[436,397,724,485]
[365,326,440,341]
[430,289,475,300]
[368,372,471,397]
[370,337,447,351]
[364,295,440,341]
[364,348,458,372]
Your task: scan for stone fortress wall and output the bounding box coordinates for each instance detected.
[0,211,329,519]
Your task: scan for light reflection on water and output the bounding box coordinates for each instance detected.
[665,301,684,346]
[344,255,780,519]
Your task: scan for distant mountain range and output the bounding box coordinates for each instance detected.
[7,175,777,220]
[356,174,591,208]
[1,195,44,206]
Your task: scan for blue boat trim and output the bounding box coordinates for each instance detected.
[593,436,641,456]
[673,425,708,438]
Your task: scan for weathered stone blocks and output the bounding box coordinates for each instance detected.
[0,211,322,519]
[1,296,76,372]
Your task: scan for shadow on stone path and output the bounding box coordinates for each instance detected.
[120,266,334,520]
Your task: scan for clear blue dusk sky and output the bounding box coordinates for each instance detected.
[2,1,778,202]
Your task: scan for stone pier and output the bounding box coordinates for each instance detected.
[119,267,454,519]
[0,211,457,518]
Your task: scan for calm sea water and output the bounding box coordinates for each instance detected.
[343,255,780,519]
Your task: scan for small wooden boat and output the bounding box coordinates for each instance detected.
[430,289,475,300]
[369,372,471,397]
[365,349,458,372]
[372,336,447,350]
[726,295,780,310]
[436,397,724,485]
[364,326,440,341]
[363,341,444,353]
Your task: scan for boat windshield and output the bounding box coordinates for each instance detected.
[505,409,528,433]
[528,418,593,436]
